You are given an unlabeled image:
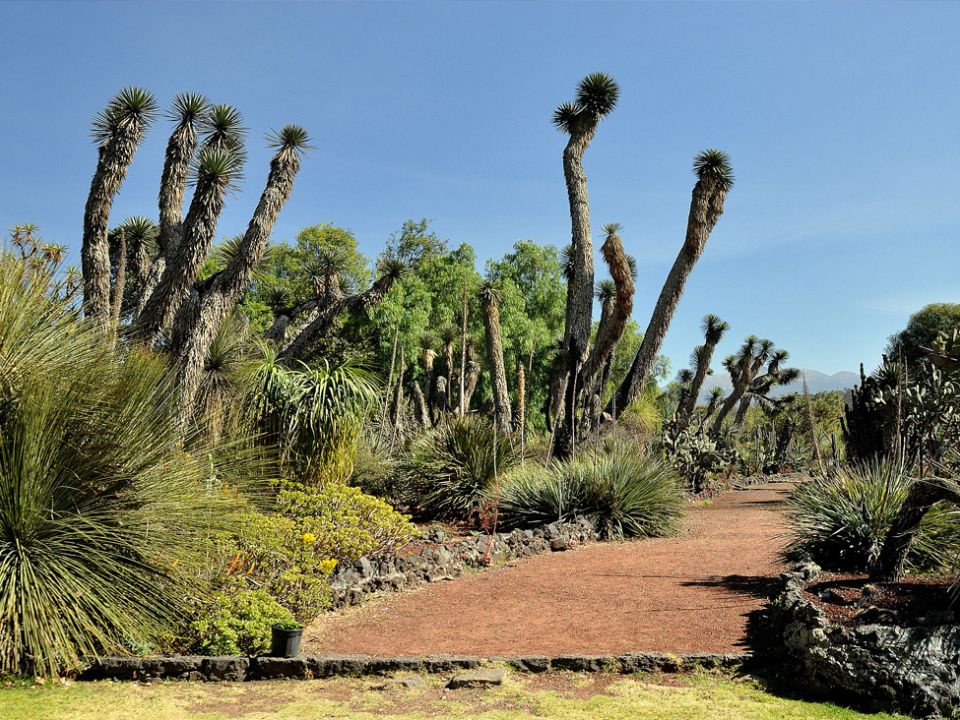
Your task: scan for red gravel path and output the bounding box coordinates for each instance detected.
[305,483,790,656]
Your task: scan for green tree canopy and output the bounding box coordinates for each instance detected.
[887,303,960,367]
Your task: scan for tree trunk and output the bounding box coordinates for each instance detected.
[110,228,127,328]
[169,138,304,425]
[481,294,512,434]
[462,359,480,413]
[607,176,725,415]
[411,380,429,428]
[514,361,526,438]
[158,121,199,270]
[459,281,469,416]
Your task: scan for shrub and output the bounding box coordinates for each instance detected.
[400,416,520,521]
[189,589,295,656]
[499,443,685,539]
[783,461,960,572]
[0,258,260,676]
[216,481,417,624]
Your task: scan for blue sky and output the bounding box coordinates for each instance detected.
[2,1,958,376]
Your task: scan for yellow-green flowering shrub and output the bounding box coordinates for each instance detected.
[189,589,295,656]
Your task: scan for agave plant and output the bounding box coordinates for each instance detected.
[783,460,960,572]
[0,256,264,676]
[400,416,520,522]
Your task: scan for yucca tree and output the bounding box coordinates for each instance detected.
[556,223,634,457]
[134,144,244,345]
[552,73,619,436]
[678,314,729,425]
[279,256,405,362]
[609,150,734,415]
[480,280,512,434]
[81,88,158,325]
[113,216,159,318]
[734,350,801,427]
[169,126,310,424]
[703,386,725,422]
[128,94,209,319]
[674,368,695,415]
[711,336,776,433]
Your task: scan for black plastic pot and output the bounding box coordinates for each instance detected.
[270,625,303,657]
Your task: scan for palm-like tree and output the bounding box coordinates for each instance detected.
[168,126,310,424]
[81,88,158,325]
[711,336,778,433]
[609,149,734,415]
[674,368,695,415]
[479,280,512,434]
[114,216,159,317]
[553,73,619,439]
[703,386,725,422]
[678,314,729,425]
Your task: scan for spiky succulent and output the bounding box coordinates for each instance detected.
[478,279,503,306]
[192,146,243,191]
[91,87,159,144]
[702,314,729,345]
[693,149,734,192]
[552,72,619,134]
[596,278,617,304]
[168,92,209,124]
[267,124,313,156]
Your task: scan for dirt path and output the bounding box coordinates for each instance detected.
[304,483,791,656]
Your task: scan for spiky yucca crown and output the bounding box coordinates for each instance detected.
[552,72,620,134]
[595,278,617,303]
[478,279,504,305]
[192,146,244,190]
[117,216,158,242]
[702,313,730,344]
[693,149,734,191]
[92,87,159,143]
[268,124,312,155]
[676,368,695,385]
[168,92,209,124]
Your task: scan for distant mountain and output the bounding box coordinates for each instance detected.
[698,369,858,402]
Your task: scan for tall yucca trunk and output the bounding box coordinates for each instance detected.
[712,358,753,433]
[481,294,512,434]
[389,348,405,430]
[462,359,480,413]
[515,361,526,440]
[134,166,232,346]
[110,228,127,327]
[459,281,469,416]
[170,137,304,425]
[734,395,752,426]
[126,232,153,318]
[158,122,199,263]
[411,380,430,428]
[82,107,153,324]
[608,170,729,416]
[680,343,719,425]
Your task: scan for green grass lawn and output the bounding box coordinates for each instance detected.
[0,670,904,720]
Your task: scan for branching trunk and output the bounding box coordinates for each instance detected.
[169,135,304,425]
[680,342,720,426]
[411,380,429,428]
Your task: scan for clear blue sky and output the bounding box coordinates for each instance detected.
[2,1,958,376]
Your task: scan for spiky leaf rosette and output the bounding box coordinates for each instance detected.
[677,368,695,385]
[200,104,247,163]
[267,124,313,157]
[478,279,503,306]
[702,313,729,345]
[595,278,617,304]
[91,87,159,144]
[191,146,244,192]
[376,255,407,283]
[552,73,620,134]
[168,92,209,124]
[693,149,734,192]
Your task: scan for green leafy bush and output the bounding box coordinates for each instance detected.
[400,416,520,521]
[783,461,960,572]
[215,481,418,624]
[499,443,685,539]
[0,257,261,676]
[189,589,295,656]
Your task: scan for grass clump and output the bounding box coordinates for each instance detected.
[499,442,685,539]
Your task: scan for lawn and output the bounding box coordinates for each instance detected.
[0,671,905,720]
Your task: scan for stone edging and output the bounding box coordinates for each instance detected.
[766,561,960,717]
[329,519,598,608]
[79,651,750,682]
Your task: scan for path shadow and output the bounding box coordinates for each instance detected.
[681,574,781,600]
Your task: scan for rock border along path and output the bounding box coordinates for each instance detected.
[305,482,791,657]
